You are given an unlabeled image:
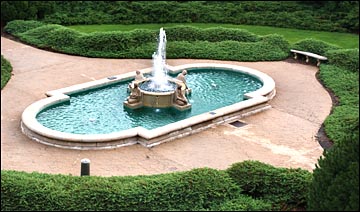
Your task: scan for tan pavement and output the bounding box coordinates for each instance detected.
[1,37,332,177]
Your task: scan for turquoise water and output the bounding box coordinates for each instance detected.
[37,68,262,134]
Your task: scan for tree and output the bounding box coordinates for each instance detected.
[308,120,359,211]
[1,1,54,24]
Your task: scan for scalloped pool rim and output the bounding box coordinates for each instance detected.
[21,63,276,150]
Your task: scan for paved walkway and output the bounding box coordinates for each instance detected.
[1,37,332,177]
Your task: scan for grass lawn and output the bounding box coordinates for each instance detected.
[67,23,359,49]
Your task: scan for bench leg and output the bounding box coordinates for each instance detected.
[306,56,309,63]
[317,59,321,67]
[293,52,297,60]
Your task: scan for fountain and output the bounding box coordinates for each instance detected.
[20,27,277,149]
[124,28,191,111]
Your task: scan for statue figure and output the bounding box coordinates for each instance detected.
[135,70,146,82]
[174,84,188,106]
[127,82,141,104]
[128,70,146,93]
[176,69,191,95]
[176,69,187,86]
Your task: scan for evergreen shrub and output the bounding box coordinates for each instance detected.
[326,49,359,73]
[1,168,241,211]
[226,160,312,210]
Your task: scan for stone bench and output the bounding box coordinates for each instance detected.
[290,49,328,66]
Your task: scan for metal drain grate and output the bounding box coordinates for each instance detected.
[229,120,247,128]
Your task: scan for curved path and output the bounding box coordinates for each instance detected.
[1,37,332,176]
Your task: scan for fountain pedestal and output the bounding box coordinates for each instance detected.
[124,79,191,111]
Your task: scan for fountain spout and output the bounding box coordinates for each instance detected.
[151,27,170,90]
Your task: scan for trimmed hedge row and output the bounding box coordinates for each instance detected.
[226,160,312,210]
[288,28,359,211]
[318,64,359,144]
[4,20,290,61]
[291,38,340,56]
[1,161,311,211]
[37,1,358,33]
[327,49,359,73]
[1,168,241,211]
[1,55,13,89]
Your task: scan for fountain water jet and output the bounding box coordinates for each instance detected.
[149,27,171,90]
[124,28,191,110]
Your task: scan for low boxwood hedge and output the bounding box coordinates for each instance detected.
[4,20,290,61]
[1,168,241,211]
[326,49,359,73]
[226,160,312,210]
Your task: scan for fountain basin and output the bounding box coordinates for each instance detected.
[21,63,276,150]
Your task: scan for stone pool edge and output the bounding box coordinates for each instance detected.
[21,63,276,150]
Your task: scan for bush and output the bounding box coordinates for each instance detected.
[226,160,312,210]
[200,27,260,42]
[324,105,359,144]
[291,38,340,56]
[5,20,290,61]
[19,24,66,48]
[1,55,13,89]
[310,59,359,211]
[319,65,359,106]
[4,20,45,35]
[308,132,359,211]
[1,168,241,211]
[326,48,359,73]
[210,195,272,211]
[261,34,290,53]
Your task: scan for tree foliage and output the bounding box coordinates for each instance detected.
[308,131,359,211]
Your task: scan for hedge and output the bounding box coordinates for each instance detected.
[1,55,13,89]
[9,1,353,33]
[308,133,359,211]
[226,160,313,210]
[210,195,272,211]
[4,21,290,61]
[1,168,241,211]
[326,49,359,73]
[319,64,359,144]
[291,38,340,56]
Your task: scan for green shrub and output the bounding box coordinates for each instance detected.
[19,24,65,48]
[5,21,289,61]
[292,38,340,56]
[45,27,83,49]
[30,1,358,33]
[165,39,288,62]
[326,48,359,73]
[164,25,202,42]
[324,105,359,144]
[164,26,260,43]
[1,168,241,211]
[4,20,45,35]
[319,64,359,106]
[200,27,260,42]
[308,132,359,211]
[310,60,359,211]
[210,195,272,211]
[1,55,13,89]
[226,160,312,210]
[261,34,290,53]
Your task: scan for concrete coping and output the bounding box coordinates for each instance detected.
[22,63,275,144]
